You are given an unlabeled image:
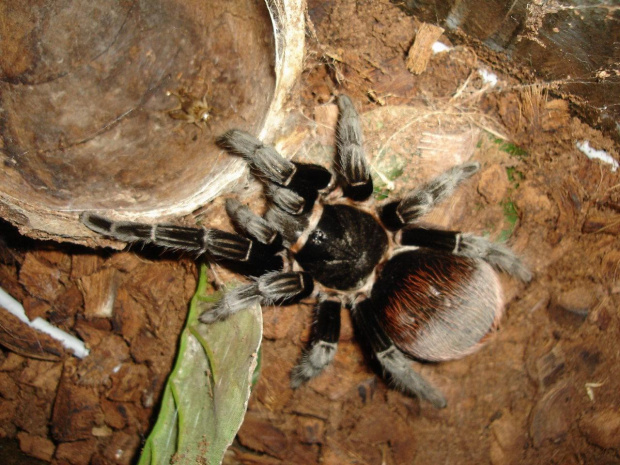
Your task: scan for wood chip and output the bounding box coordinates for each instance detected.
[582,216,620,235]
[77,268,118,318]
[52,366,105,441]
[406,23,445,75]
[17,432,56,462]
[0,307,65,361]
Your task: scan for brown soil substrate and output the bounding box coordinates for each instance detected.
[1,1,619,464]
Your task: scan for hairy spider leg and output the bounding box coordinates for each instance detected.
[217,130,333,216]
[217,128,337,248]
[260,160,336,245]
[335,95,373,201]
[80,213,283,276]
[352,297,447,409]
[399,228,532,282]
[380,161,481,230]
[291,296,342,387]
[225,198,282,246]
[198,271,314,323]
[217,129,297,186]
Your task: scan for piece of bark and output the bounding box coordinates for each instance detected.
[77,267,118,318]
[583,215,620,235]
[0,306,65,361]
[406,23,445,75]
[17,431,56,462]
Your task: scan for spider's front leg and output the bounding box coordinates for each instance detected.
[380,161,481,230]
[217,130,333,215]
[198,271,314,323]
[335,94,374,201]
[80,212,283,275]
[217,129,335,243]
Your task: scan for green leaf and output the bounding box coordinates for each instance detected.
[138,264,262,465]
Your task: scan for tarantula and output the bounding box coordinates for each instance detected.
[81,95,531,408]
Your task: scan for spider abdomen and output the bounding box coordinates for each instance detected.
[294,204,388,291]
[374,250,503,362]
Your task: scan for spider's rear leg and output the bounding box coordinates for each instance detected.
[199,271,314,323]
[399,227,532,282]
[352,298,447,409]
[354,245,516,408]
[335,95,373,201]
[291,296,341,387]
[380,162,480,230]
[80,213,283,275]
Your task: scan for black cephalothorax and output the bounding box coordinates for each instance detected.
[81,95,531,408]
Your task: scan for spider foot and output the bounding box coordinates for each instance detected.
[291,341,338,388]
[377,346,447,409]
[381,161,480,229]
[458,233,532,282]
[291,297,341,387]
[336,95,373,201]
[199,271,314,323]
[199,283,260,324]
[217,130,296,186]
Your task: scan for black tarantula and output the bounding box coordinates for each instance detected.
[81,95,531,408]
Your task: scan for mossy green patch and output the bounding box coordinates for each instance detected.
[506,167,525,184]
[484,133,528,159]
[498,200,519,242]
[500,142,528,159]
